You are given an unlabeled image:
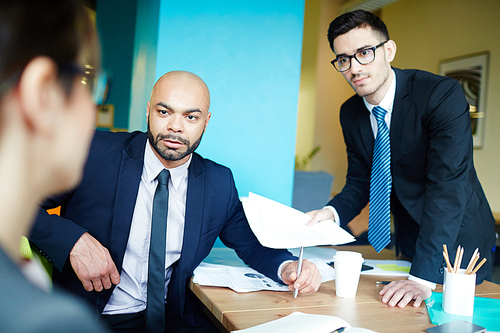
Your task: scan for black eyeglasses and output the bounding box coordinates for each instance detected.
[331,40,389,72]
[60,64,108,105]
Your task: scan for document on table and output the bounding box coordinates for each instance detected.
[193,262,288,292]
[231,311,378,333]
[360,259,411,277]
[193,259,335,293]
[242,192,355,249]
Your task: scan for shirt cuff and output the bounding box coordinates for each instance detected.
[324,206,340,226]
[278,260,294,281]
[408,274,436,290]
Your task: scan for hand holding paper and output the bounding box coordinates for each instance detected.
[242,192,355,248]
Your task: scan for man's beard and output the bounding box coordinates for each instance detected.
[147,122,204,162]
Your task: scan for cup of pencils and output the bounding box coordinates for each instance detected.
[441,245,486,316]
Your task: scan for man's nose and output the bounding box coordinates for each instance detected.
[167,114,183,132]
[349,56,363,73]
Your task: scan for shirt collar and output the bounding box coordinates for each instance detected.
[363,69,397,114]
[144,142,191,190]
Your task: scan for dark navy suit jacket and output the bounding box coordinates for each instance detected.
[30,131,293,327]
[329,68,495,284]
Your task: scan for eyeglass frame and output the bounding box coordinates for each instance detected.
[0,63,108,105]
[331,40,389,72]
[60,64,108,105]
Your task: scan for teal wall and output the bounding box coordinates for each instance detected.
[151,0,306,205]
[96,0,137,129]
[105,0,305,206]
[129,0,161,131]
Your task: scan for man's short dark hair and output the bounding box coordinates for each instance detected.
[327,9,390,52]
[0,0,97,96]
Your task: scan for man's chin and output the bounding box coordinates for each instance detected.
[163,151,188,162]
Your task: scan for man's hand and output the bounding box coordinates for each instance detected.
[69,232,120,292]
[379,279,432,307]
[281,260,321,294]
[305,208,334,226]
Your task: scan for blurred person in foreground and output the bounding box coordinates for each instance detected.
[0,0,109,332]
[306,9,495,308]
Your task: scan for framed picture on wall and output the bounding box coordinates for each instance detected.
[439,52,490,149]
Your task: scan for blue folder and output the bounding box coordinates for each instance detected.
[425,292,500,331]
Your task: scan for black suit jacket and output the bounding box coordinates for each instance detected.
[329,68,495,284]
[30,131,293,327]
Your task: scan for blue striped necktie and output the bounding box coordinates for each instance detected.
[368,106,391,253]
[146,169,170,332]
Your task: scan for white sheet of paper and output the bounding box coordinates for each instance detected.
[193,259,335,293]
[288,246,338,262]
[231,311,351,333]
[231,311,379,333]
[193,263,289,293]
[242,192,355,249]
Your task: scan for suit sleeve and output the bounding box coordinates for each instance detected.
[327,102,371,228]
[30,191,89,272]
[410,78,473,282]
[218,169,295,282]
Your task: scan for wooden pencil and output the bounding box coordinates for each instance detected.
[470,258,487,275]
[443,251,453,273]
[443,244,452,272]
[465,248,479,274]
[453,245,461,273]
[456,247,464,273]
[465,253,480,274]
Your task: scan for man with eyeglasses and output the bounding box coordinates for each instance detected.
[307,9,495,309]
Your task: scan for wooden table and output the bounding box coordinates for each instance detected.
[190,246,500,332]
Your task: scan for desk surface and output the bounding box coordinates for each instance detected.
[190,245,500,332]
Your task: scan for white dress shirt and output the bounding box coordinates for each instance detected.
[103,143,191,315]
[326,71,436,290]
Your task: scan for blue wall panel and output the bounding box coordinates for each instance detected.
[155,0,305,205]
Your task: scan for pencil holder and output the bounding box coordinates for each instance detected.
[442,269,476,316]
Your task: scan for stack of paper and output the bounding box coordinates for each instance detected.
[242,192,356,249]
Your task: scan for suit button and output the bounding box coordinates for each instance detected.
[439,268,444,273]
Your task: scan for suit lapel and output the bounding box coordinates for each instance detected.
[181,153,205,265]
[169,154,205,312]
[109,134,147,269]
[390,68,411,170]
[97,133,146,310]
[355,97,375,159]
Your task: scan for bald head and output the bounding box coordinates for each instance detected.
[151,71,210,112]
[146,71,212,168]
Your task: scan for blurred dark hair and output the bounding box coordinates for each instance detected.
[0,0,97,96]
[327,10,389,52]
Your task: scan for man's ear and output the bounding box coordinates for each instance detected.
[146,101,151,124]
[385,40,397,63]
[17,56,60,134]
[204,112,211,132]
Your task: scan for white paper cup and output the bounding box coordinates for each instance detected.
[333,251,364,298]
[442,269,476,316]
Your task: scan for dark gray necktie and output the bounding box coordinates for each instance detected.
[146,169,170,332]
